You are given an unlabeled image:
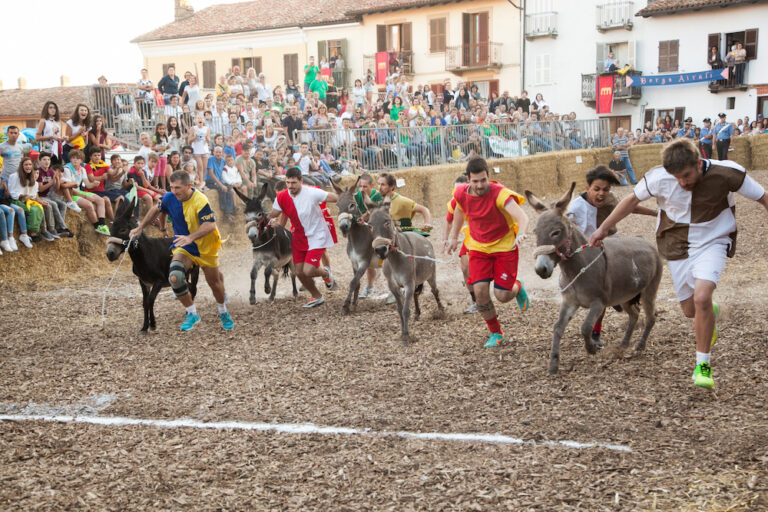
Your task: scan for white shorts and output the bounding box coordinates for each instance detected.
[666,243,728,301]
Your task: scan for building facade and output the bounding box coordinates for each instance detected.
[523,0,768,131]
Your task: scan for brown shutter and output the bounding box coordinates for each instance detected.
[669,40,679,71]
[674,107,685,124]
[478,12,489,64]
[402,22,412,51]
[162,63,175,75]
[439,18,446,51]
[284,54,292,84]
[255,57,262,74]
[489,79,499,98]
[377,25,387,52]
[644,108,654,128]
[657,41,667,72]
[430,19,436,52]
[231,58,240,72]
[745,28,758,60]
[202,60,216,89]
[707,33,721,60]
[462,13,470,67]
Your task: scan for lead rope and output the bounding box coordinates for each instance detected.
[557,248,605,293]
[101,237,135,328]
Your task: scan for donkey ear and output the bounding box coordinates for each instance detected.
[119,195,136,220]
[554,182,577,213]
[349,176,362,193]
[234,187,250,205]
[331,180,344,195]
[258,182,269,200]
[524,190,548,213]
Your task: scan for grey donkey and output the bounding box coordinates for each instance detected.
[333,178,379,315]
[368,203,445,344]
[525,183,663,374]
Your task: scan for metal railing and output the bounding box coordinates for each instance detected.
[363,50,415,79]
[596,1,634,31]
[445,42,503,72]
[525,12,558,39]
[581,71,643,102]
[293,119,610,172]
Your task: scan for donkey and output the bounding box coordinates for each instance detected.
[105,197,199,331]
[525,183,663,374]
[234,185,297,303]
[368,203,445,344]
[333,178,379,315]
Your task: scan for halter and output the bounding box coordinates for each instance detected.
[532,224,589,261]
[106,236,138,250]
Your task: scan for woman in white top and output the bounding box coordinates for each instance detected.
[63,103,91,163]
[532,93,548,112]
[263,123,279,149]
[352,79,366,107]
[228,76,244,99]
[181,74,201,107]
[187,114,210,187]
[36,101,64,164]
[246,67,259,101]
[167,116,184,153]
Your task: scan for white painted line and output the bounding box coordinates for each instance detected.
[0,413,632,453]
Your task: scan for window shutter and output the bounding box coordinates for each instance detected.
[439,18,446,51]
[402,22,412,51]
[462,13,471,66]
[231,58,240,71]
[162,63,175,76]
[377,25,387,52]
[644,108,654,128]
[489,79,499,98]
[202,60,216,89]
[543,54,551,84]
[596,43,607,73]
[340,39,348,63]
[673,107,685,124]
[317,40,328,60]
[707,33,721,61]
[255,57,262,74]
[669,40,679,71]
[745,28,758,60]
[658,40,668,72]
[430,19,437,52]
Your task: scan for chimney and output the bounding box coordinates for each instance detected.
[174,0,194,22]
[60,75,70,87]
[18,77,26,90]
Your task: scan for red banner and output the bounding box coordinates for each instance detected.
[375,51,389,84]
[596,75,614,114]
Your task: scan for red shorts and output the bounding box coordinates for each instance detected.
[137,189,159,200]
[468,249,519,290]
[459,241,468,257]
[293,247,325,268]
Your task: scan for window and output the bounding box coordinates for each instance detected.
[284,53,299,84]
[232,57,261,74]
[643,108,654,128]
[724,29,758,60]
[202,60,216,89]
[162,63,175,76]
[429,17,446,52]
[376,23,412,53]
[535,54,551,85]
[658,40,678,72]
[726,97,735,110]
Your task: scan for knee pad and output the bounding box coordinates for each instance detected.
[169,261,189,297]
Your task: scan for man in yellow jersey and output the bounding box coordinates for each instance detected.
[130,169,233,331]
[377,173,432,230]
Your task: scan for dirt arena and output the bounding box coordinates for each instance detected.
[2,172,768,510]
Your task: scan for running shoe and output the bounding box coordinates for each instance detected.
[0,240,11,252]
[303,296,325,308]
[219,312,234,331]
[57,228,74,238]
[180,313,201,331]
[515,281,530,311]
[692,362,714,389]
[66,201,82,213]
[31,234,43,243]
[18,234,32,248]
[9,237,19,250]
[358,285,374,299]
[42,231,55,242]
[96,224,111,236]
[47,230,61,240]
[711,301,720,346]
[483,332,506,348]
[323,266,335,290]
[463,302,478,314]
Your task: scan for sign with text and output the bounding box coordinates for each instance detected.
[626,68,729,87]
[596,75,614,114]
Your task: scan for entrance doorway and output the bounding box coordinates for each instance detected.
[758,96,768,120]
[604,115,631,134]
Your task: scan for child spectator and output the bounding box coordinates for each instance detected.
[222,153,246,198]
[152,123,170,191]
[0,176,32,249]
[127,155,162,216]
[7,157,56,242]
[36,152,71,237]
[85,148,116,221]
[224,136,237,158]
[60,150,110,235]
[98,154,128,209]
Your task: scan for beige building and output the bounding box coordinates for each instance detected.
[133,0,522,96]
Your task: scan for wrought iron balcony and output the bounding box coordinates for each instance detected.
[525,12,558,39]
[445,42,503,73]
[596,2,634,31]
[581,71,642,102]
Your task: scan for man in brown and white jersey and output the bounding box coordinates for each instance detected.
[590,139,768,390]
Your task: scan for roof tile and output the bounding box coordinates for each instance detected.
[636,0,768,17]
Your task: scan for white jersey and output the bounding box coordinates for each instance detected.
[566,193,618,237]
[272,186,333,250]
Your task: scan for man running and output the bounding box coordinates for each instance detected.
[268,167,338,308]
[353,173,384,299]
[590,139,768,389]
[444,174,477,314]
[377,173,431,230]
[130,170,233,331]
[448,157,530,348]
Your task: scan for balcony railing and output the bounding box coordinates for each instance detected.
[596,2,634,31]
[581,71,642,102]
[445,42,503,73]
[363,50,414,80]
[525,12,558,39]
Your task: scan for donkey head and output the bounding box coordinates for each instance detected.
[235,184,269,240]
[333,177,363,236]
[368,201,396,260]
[524,182,576,279]
[106,196,138,262]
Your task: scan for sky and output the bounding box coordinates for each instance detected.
[2,0,224,90]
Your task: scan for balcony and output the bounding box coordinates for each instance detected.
[525,12,558,40]
[362,50,414,80]
[581,71,642,103]
[596,2,634,32]
[445,42,503,74]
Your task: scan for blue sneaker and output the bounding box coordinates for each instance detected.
[483,332,506,348]
[219,312,234,330]
[180,313,201,332]
[515,281,530,311]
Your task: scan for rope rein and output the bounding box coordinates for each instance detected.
[557,248,605,293]
[101,236,136,328]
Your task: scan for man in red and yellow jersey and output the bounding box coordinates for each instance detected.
[443,174,477,314]
[448,157,530,348]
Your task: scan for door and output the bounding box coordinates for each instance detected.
[470,12,489,66]
[673,106,686,125]
[283,53,299,85]
[462,13,471,67]
[758,96,768,119]
[643,108,654,129]
[202,60,216,89]
[605,115,631,134]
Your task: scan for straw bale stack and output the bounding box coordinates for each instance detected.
[593,147,614,168]
[730,137,752,169]
[517,153,559,197]
[629,143,664,179]
[556,150,595,190]
[749,134,768,170]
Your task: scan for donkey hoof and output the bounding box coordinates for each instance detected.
[140,327,149,334]
[342,304,351,315]
[548,359,559,375]
[249,296,256,305]
[150,324,157,331]
[585,342,598,355]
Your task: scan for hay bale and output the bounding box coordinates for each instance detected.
[517,153,559,197]
[730,137,751,169]
[749,134,768,170]
[629,143,664,179]
[556,151,594,190]
[593,147,614,168]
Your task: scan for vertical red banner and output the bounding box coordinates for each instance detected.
[375,51,389,84]
[596,75,614,114]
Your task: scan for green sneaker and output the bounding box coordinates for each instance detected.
[515,281,530,311]
[711,302,719,346]
[483,332,506,348]
[95,224,110,236]
[219,312,234,330]
[180,313,201,332]
[692,362,714,389]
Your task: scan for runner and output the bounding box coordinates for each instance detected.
[130,170,233,331]
[443,174,477,314]
[447,157,530,348]
[268,167,339,308]
[566,165,656,345]
[376,173,431,231]
[590,139,768,389]
[353,173,384,299]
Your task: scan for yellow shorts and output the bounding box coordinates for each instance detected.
[172,247,219,268]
